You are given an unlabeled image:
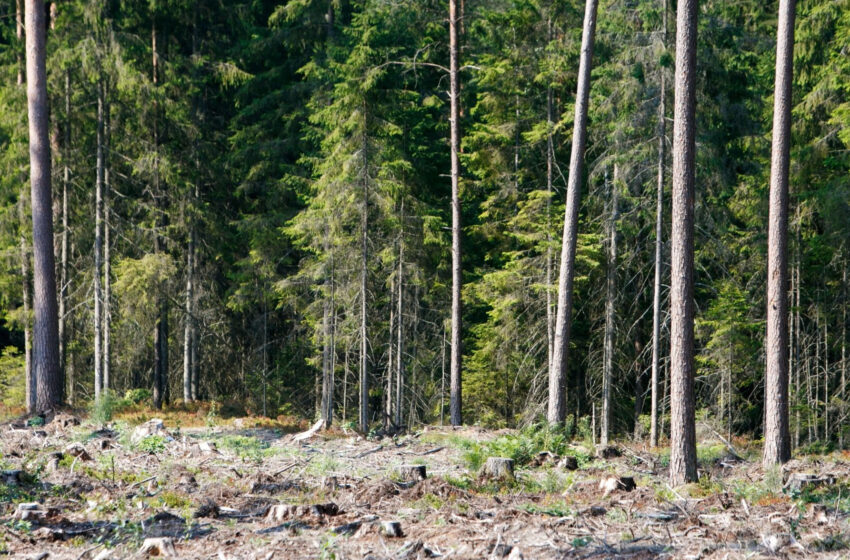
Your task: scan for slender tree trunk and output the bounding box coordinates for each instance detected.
[650,0,667,448]
[386,276,395,428]
[794,204,802,448]
[183,226,194,402]
[602,166,618,446]
[151,17,169,409]
[324,259,336,425]
[548,0,599,425]
[359,131,370,433]
[841,260,846,448]
[669,0,699,485]
[94,80,104,402]
[103,164,111,393]
[545,31,555,375]
[26,0,61,411]
[763,0,796,466]
[449,0,463,426]
[395,218,404,427]
[19,198,34,413]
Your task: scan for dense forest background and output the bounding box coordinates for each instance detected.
[0,0,848,446]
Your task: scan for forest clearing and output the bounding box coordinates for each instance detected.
[2,408,850,559]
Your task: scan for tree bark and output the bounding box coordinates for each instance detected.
[601,166,619,446]
[763,0,796,466]
[151,17,167,410]
[19,198,34,413]
[669,0,699,485]
[94,80,104,402]
[59,68,70,398]
[103,88,111,394]
[449,0,463,426]
[359,125,370,433]
[26,0,61,411]
[548,0,599,425]
[395,216,404,427]
[183,226,194,402]
[650,0,667,449]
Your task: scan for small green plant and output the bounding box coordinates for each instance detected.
[215,435,270,461]
[136,435,167,454]
[90,390,122,425]
[27,416,45,427]
[206,400,220,426]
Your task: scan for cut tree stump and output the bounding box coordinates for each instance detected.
[558,456,579,470]
[480,457,515,481]
[397,465,427,482]
[596,446,621,459]
[382,520,403,537]
[599,476,636,496]
[139,537,176,556]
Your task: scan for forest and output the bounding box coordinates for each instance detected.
[2,0,850,465]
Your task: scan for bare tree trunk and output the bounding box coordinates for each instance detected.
[94,80,104,402]
[548,0,599,425]
[650,0,667,448]
[794,205,801,448]
[183,226,194,402]
[151,17,167,410]
[104,168,111,394]
[395,216,404,427]
[386,276,395,429]
[763,0,796,466]
[19,198,34,413]
[545,26,555,374]
[58,69,70,399]
[841,260,847,448]
[26,0,61,411]
[449,0,463,426]
[359,133,370,433]
[669,0,699,485]
[16,0,24,86]
[601,166,619,446]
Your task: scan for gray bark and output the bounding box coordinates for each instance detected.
[359,163,369,433]
[650,0,667,449]
[548,0,599,424]
[59,69,70,399]
[602,166,619,446]
[395,221,404,427]
[449,0,463,426]
[763,0,796,466]
[94,80,104,401]
[669,0,699,485]
[26,0,61,411]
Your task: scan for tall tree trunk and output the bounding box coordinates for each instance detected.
[19,198,34,413]
[763,0,796,466]
[548,0,599,425]
[386,275,395,428]
[183,226,194,402]
[359,132,370,433]
[449,0,463,426]
[59,69,70,398]
[601,166,619,446]
[650,0,667,449]
[94,80,104,402]
[151,17,167,410]
[669,0,699,485]
[103,87,111,394]
[545,25,555,375]
[395,215,404,427]
[841,260,846,448]
[26,0,61,411]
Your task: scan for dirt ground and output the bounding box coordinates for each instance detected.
[2,413,849,559]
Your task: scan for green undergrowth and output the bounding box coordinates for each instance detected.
[445,424,593,472]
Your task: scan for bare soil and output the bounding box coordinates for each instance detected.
[2,415,849,559]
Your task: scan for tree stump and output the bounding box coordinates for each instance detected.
[397,464,427,482]
[599,476,636,497]
[558,456,579,470]
[382,520,403,537]
[139,537,176,557]
[784,473,835,493]
[596,446,621,459]
[480,457,515,481]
